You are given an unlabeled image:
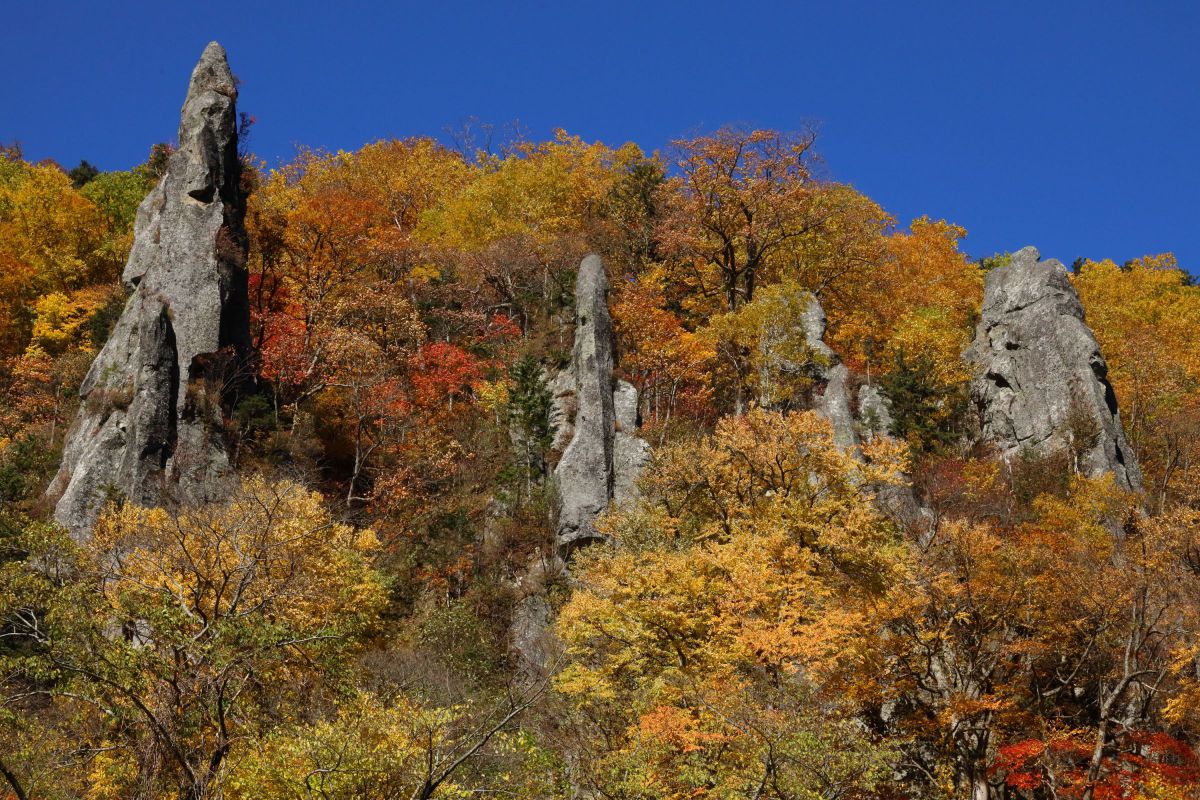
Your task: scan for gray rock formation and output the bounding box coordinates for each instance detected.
[751,291,859,449]
[509,550,568,680]
[966,246,1142,491]
[511,255,651,676]
[799,296,859,451]
[551,254,650,553]
[613,380,651,504]
[857,383,893,442]
[48,42,249,537]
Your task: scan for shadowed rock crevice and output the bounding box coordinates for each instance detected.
[966,246,1142,492]
[48,42,250,538]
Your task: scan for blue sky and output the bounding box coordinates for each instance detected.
[3,1,1198,267]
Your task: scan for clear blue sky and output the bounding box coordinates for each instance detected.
[3,1,1198,267]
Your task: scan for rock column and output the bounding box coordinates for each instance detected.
[49,42,250,537]
[966,246,1141,491]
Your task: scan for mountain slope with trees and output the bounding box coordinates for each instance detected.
[2,43,1200,800]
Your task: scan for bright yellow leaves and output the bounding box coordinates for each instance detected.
[426,130,643,255]
[0,162,109,292]
[0,159,130,365]
[91,476,385,633]
[229,693,464,800]
[831,216,982,382]
[29,284,121,354]
[42,479,391,798]
[637,407,905,549]
[229,690,565,800]
[1074,255,1200,508]
[557,408,905,798]
[705,280,824,410]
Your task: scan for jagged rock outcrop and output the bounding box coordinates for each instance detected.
[752,291,859,450]
[511,255,651,677]
[551,254,650,553]
[799,295,859,451]
[967,246,1142,491]
[791,297,937,536]
[48,42,249,537]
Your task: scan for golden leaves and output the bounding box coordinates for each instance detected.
[91,476,385,633]
[556,407,904,797]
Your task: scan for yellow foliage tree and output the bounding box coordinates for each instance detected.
[39,478,387,800]
[0,163,110,291]
[230,690,565,799]
[831,216,982,382]
[420,130,646,326]
[1074,255,1200,508]
[557,409,907,798]
[28,284,120,355]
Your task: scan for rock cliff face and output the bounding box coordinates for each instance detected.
[967,246,1142,491]
[551,254,650,554]
[48,42,249,537]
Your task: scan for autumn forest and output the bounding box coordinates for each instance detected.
[3,41,1200,800]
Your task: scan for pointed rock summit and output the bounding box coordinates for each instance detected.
[967,246,1142,491]
[49,42,250,537]
[551,254,650,553]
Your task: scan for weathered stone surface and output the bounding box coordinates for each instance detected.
[799,295,859,450]
[966,246,1142,491]
[49,42,249,537]
[554,255,616,551]
[613,380,651,505]
[509,549,568,679]
[511,593,554,678]
[552,254,650,553]
[858,383,893,441]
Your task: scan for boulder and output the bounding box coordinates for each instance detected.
[966,246,1142,491]
[48,42,249,537]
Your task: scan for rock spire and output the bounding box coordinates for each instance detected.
[49,42,250,537]
[551,254,651,554]
[966,246,1142,491]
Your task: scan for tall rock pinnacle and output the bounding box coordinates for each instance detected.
[512,254,651,677]
[49,42,250,537]
[551,254,650,553]
[967,246,1142,492]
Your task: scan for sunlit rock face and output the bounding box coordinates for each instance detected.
[967,246,1142,492]
[551,254,650,555]
[49,42,250,537]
